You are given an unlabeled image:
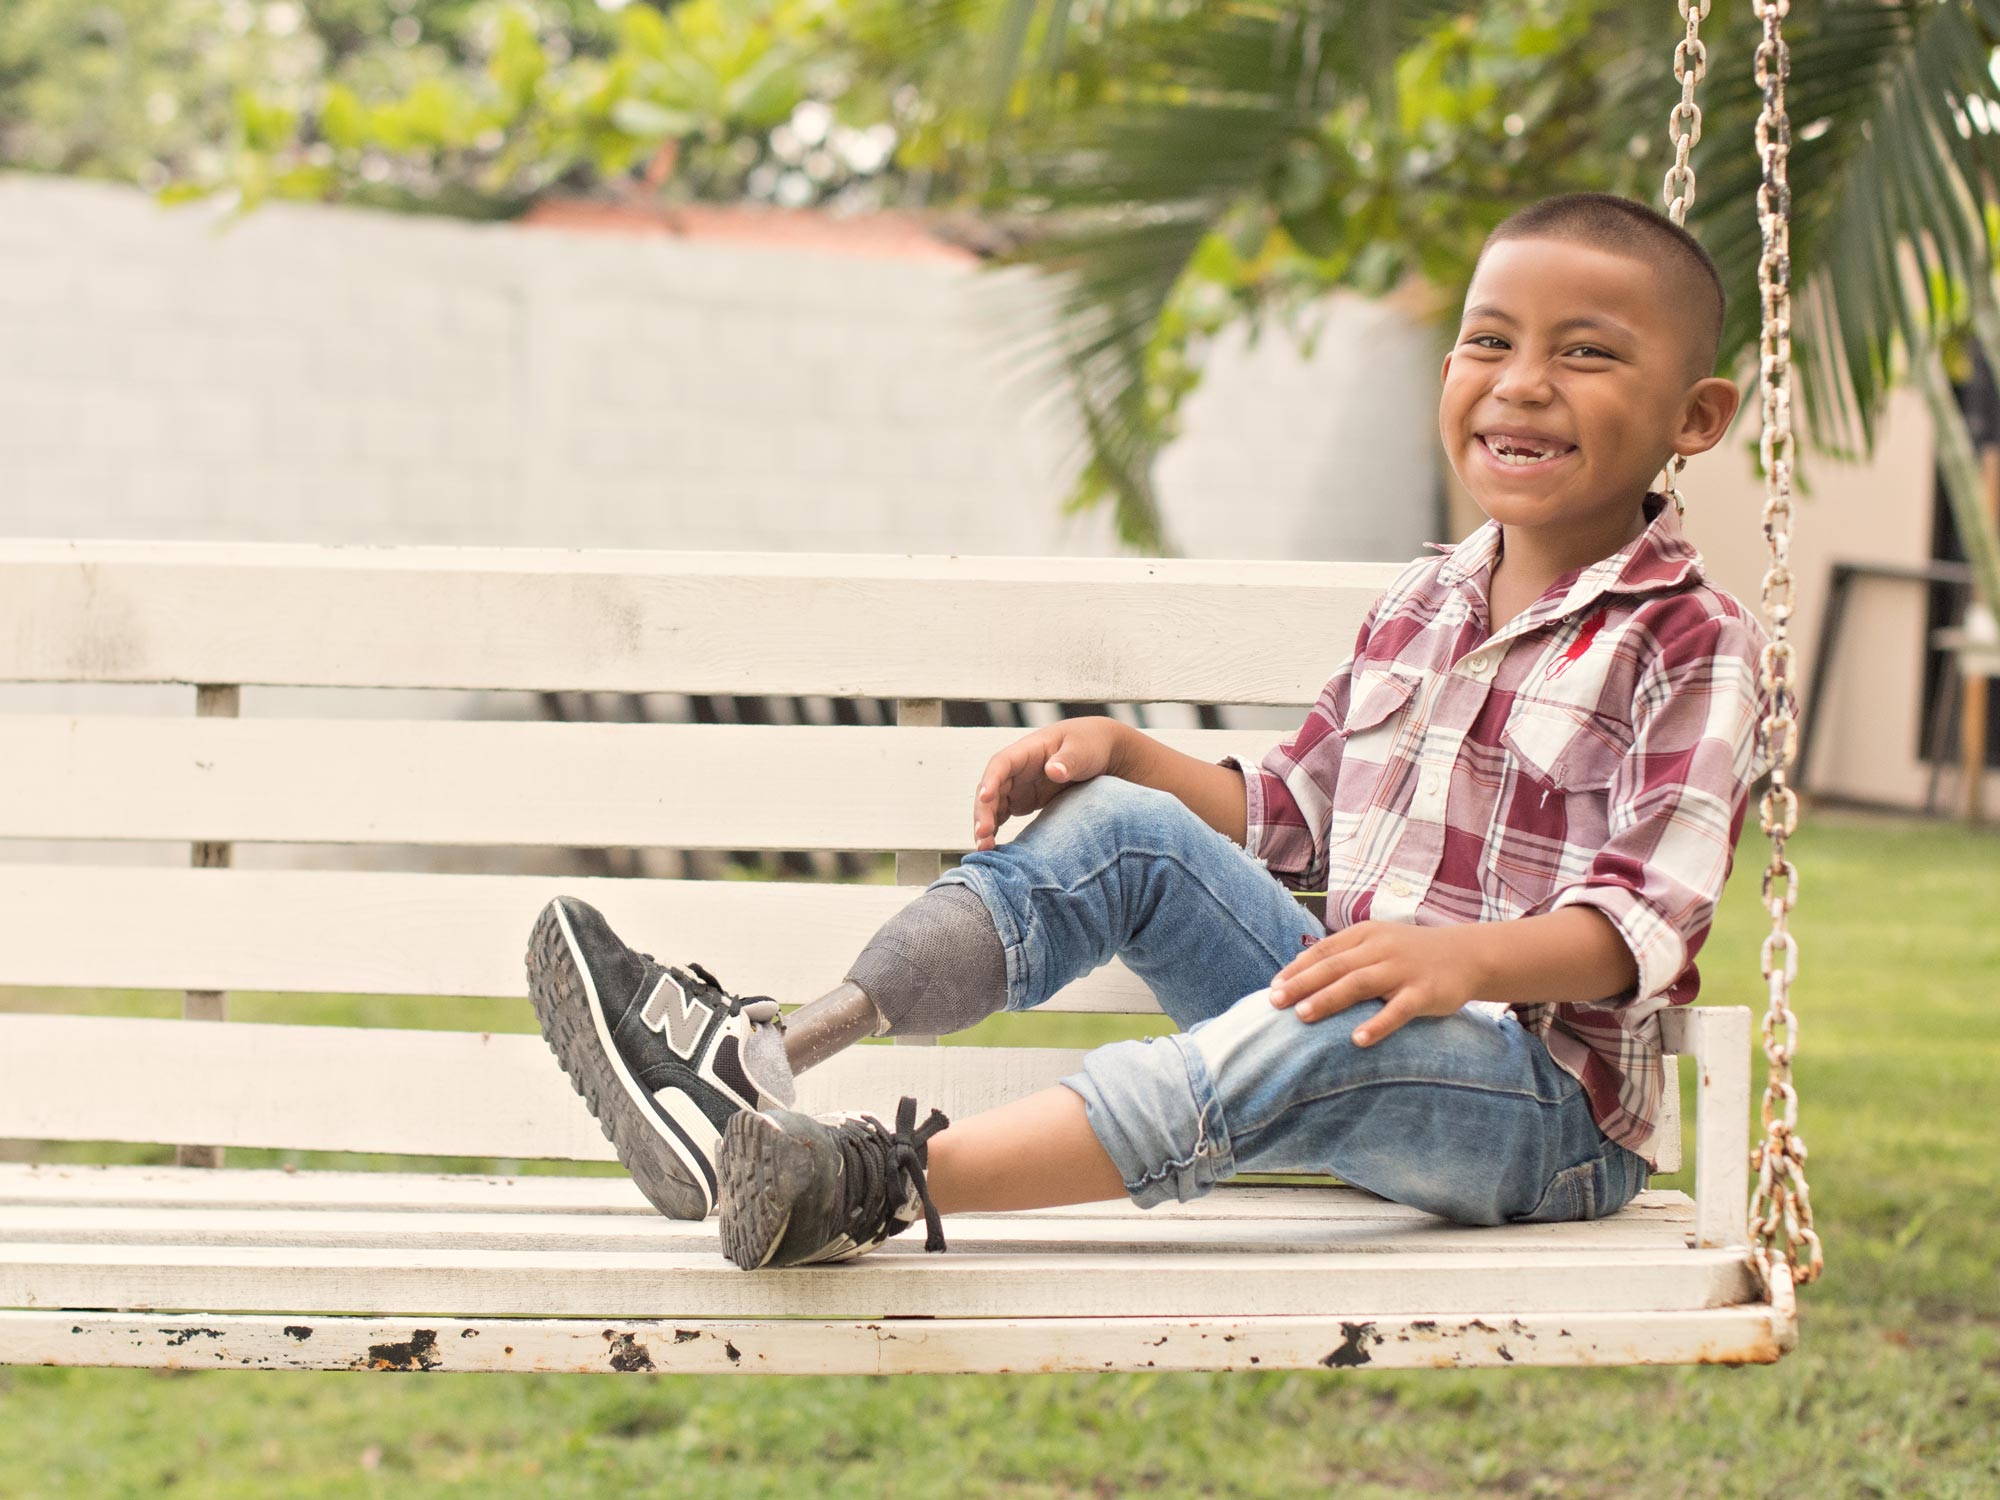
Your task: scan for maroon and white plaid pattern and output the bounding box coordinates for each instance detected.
[1220,496,1766,1168]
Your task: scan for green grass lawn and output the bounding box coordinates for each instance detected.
[2,812,1996,1499]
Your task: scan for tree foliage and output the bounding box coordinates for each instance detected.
[25,0,947,217]
[0,1,619,208]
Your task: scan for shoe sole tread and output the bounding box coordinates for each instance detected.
[524,900,709,1221]
[718,1110,805,1269]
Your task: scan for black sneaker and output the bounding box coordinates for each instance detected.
[525,896,794,1220]
[717,1096,952,1269]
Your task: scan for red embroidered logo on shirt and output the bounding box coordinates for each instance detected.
[1545,607,1610,681]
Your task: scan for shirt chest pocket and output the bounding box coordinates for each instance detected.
[1485,701,1631,912]
[1329,668,1421,825]
[1343,669,1420,738]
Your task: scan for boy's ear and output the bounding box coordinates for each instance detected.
[1672,376,1742,457]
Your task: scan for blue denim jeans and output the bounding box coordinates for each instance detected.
[931,775,1650,1225]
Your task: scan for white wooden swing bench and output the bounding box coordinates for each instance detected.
[0,540,1794,1373]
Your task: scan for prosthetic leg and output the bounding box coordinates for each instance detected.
[778,883,1008,1077]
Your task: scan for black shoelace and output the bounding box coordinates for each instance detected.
[833,1096,951,1254]
[684,961,787,1026]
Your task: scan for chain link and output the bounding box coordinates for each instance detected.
[1663,0,1710,222]
[1745,0,1823,1290]
[1660,0,1709,516]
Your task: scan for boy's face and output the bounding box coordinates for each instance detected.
[1438,236,1736,558]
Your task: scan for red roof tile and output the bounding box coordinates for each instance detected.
[520,198,978,265]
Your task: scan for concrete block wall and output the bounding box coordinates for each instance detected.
[0,173,1441,561]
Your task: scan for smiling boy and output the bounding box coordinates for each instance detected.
[525,192,1768,1270]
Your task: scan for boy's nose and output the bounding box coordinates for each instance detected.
[1491,364,1554,404]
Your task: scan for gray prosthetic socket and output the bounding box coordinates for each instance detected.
[843,882,1009,1038]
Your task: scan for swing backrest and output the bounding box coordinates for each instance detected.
[0,539,1677,1174]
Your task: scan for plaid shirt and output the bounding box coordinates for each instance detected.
[1220,495,1766,1168]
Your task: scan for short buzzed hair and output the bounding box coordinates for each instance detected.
[1480,192,1726,378]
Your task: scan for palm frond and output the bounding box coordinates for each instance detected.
[961,0,1439,551]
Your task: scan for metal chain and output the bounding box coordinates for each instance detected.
[1745,0,1823,1290]
[1660,0,1709,515]
[1663,0,1709,223]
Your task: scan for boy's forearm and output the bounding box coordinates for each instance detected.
[1453,906,1640,1006]
[1109,723,1249,846]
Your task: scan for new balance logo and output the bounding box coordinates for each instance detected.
[639,972,715,1060]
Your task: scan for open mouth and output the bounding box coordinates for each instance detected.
[1478,434,1576,469]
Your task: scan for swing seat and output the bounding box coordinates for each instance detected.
[0,541,1795,1372]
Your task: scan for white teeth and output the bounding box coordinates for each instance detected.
[1484,436,1564,466]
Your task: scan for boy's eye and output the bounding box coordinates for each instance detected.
[1567,345,1615,360]
[1463,334,1508,350]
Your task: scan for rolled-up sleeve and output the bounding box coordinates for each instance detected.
[1216,608,1377,893]
[1549,611,1767,1001]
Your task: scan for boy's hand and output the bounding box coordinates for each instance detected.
[1268,922,1484,1047]
[972,717,1126,851]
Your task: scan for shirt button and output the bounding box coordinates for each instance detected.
[1388,878,1415,898]
[1466,655,1491,675]
[1422,772,1442,796]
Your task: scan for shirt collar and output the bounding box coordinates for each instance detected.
[1436,493,1705,625]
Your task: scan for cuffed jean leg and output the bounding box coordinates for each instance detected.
[1067,989,1651,1224]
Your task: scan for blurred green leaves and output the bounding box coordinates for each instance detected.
[128,0,922,214]
[0,2,622,207]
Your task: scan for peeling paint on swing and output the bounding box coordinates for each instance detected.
[360,1329,442,1372]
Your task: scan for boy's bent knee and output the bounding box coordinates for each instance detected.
[1048,773,1166,817]
[1041,775,1201,848]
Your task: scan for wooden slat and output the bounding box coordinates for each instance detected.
[0,1202,1694,1255]
[1,1307,1794,1373]
[179,684,237,1169]
[0,543,1395,703]
[0,865,1160,1014]
[0,718,1272,849]
[892,695,948,887]
[0,1164,1694,1222]
[0,1241,1758,1319]
[0,1015,1093,1161]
